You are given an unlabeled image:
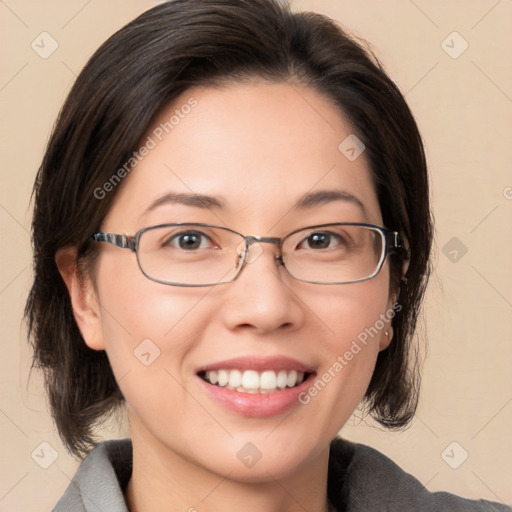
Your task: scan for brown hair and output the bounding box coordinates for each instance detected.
[26,0,432,457]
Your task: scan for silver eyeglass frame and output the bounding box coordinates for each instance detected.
[91,222,409,287]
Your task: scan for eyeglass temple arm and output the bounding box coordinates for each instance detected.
[91,233,136,251]
[386,231,410,282]
[386,231,406,251]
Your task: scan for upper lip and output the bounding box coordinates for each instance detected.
[196,356,315,374]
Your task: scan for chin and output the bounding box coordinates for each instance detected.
[193,433,327,483]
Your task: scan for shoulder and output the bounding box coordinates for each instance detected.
[52,439,132,512]
[329,437,511,512]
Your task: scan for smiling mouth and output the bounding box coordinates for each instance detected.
[197,369,314,394]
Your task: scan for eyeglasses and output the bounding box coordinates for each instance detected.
[91,222,408,287]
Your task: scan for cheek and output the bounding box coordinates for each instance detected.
[310,271,391,352]
[93,254,212,382]
[296,275,391,427]
[94,272,216,438]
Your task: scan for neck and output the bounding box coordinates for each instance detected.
[125,424,333,512]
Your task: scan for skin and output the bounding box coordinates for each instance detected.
[58,81,397,512]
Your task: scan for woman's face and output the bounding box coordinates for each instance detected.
[81,81,396,480]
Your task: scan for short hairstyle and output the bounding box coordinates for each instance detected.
[26,0,433,457]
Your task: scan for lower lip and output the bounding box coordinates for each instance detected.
[196,375,314,417]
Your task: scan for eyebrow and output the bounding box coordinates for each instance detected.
[293,189,368,217]
[144,192,225,214]
[144,189,367,217]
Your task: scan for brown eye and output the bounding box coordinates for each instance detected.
[298,232,344,250]
[164,231,213,250]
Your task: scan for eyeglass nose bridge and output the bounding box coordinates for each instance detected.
[238,235,284,267]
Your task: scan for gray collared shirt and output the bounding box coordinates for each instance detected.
[53,438,511,511]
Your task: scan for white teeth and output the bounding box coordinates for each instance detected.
[276,370,288,389]
[241,370,260,389]
[228,369,242,388]
[217,369,229,387]
[260,370,277,390]
[287,370,298,387]
[203,369,307,393]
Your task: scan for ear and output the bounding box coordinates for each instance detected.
[55,246,105,351]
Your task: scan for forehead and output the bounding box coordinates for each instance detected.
[103,81,382,232]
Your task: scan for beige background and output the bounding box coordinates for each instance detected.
[1,0,511,510]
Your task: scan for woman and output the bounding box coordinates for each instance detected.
[26,0,510,511]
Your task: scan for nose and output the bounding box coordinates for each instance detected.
[219,239,304,335]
